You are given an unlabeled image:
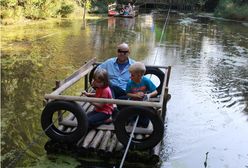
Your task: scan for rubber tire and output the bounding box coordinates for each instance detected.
[89,65,99,84]
[41,100,88,143]
[114,106,164,150]
[145,67,165,95]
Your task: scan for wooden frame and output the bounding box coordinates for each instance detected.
[44,57,171,110]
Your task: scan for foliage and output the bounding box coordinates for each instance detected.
[58,2,74,17]
[0,0,82,21]
[215,0,248,20]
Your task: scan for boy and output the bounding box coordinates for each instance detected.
[126,62,158,127]
[126,62,158,101]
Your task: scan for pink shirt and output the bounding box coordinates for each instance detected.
[95,86,113,115]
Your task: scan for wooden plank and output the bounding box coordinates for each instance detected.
[44,94,162,108]
[89,130,104,149]
[60,120,77,127]
[82,130,97,148]
[96,124,153,134]
[107,134,118,153]
[99,131,112,151]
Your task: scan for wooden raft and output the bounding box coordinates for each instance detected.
[43,57,171,165]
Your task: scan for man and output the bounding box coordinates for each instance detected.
[97,42,135,98]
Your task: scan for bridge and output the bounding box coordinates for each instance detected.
[117,0,198,11]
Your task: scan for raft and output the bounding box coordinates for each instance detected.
[42,58,171,166]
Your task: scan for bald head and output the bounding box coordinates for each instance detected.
[118,43,129,51]
[117,42,130,64]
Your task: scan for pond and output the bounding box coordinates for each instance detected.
[1,13,248,168]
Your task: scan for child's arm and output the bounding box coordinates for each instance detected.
[148,90,158,98]
[127,92,145,99]
[145,90,158,101]
[91,102,104,108]
[81,91,96,97]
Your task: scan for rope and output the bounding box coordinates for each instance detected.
[5,111,66,168]
[119,115,140,168]
[153,7,171,65]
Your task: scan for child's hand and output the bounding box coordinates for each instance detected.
[144,93,151,101]
[136,92,145,98]
[80,91,87,96]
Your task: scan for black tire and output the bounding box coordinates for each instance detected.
[41,100,88,143]
[89,64,99,84]
[114,106,164,150]
[145,67,165,95]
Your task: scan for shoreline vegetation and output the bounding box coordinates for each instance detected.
[0,0,247,26]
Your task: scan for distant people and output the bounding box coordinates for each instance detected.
[123,5,129,16]
[97,43,135,99]
[126,62,158,101]
[127,3,133,15]
[119,5,125,15]
[82,68,113,128]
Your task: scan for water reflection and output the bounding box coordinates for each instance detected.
[1,14,248,167]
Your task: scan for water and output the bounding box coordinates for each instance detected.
[1,14,248,168]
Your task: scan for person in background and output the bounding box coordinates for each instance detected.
[82,68,113,128]
[97,42,135,99]
[127,3,133,15]
[123,5,129,15]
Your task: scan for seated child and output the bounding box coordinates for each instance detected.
[126,62,158,101]
[126,62,158,127]
[82,68,113,129]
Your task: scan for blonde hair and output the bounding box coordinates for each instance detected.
[129,62,146,74]
[93,68,109,87]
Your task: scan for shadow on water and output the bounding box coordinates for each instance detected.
[1,13,248,167]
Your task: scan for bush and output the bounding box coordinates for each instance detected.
[58,2,74,17]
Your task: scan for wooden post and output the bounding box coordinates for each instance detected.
[150,142,161,163]
[162,87,169,121]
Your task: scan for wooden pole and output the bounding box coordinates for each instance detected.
[45,94,162,108]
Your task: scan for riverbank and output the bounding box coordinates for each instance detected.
[0,14,106,27]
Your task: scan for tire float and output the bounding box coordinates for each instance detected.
[41,100,88,143]
[114,106,164,150]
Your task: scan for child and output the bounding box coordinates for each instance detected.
[82,68,113,128]
[126,62,158,127]
[126,62,158,101]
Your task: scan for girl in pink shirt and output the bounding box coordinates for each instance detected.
[82,68,113,128]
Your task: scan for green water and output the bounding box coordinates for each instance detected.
[1,14,248,167]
